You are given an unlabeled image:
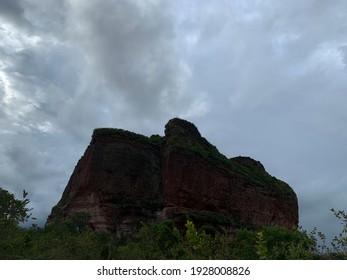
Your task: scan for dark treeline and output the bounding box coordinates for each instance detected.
[1,187,346,260]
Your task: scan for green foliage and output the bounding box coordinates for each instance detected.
[258,226,316,260]
[93,128,162,147]
[330,208,347,253]
[0,187,34,259]
[117,220,184,259]
[0,216,346,260]
[149,134,163,144]
[6,213,120,260]
[0,188,32,224]
[227,228,258,259]
[229,161,294,196]
[164,134,228,168]
[308,227,329,255]
[116,221,257,260]
[0,220,29,259]
[256,231,268,259]
[1,188,347,259]
[93,128,148,142]
[45,212,91,236]
[189,211,238,226]
[184,220,215,259]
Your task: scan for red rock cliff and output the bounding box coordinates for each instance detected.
[47,118,298,235]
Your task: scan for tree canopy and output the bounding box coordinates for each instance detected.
[0,188,32,224]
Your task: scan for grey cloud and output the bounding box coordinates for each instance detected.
[0,0,23,16]
[0,0,29,27]
[25,0,67,37]
[0,0,68,37]
[0,34,86,137]
[7,42,83,94]
[66,0,191,118]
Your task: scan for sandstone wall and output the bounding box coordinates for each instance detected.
[47,118,298,235]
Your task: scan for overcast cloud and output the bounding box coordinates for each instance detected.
[1,0,346,242]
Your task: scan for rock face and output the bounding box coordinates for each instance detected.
[47,118,298,236]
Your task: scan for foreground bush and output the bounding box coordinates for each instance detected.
[1,187,347,259]
[1,217,347,260]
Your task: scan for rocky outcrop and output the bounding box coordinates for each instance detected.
[47,118,298,236]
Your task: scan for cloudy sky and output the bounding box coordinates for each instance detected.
[1,0,346,241]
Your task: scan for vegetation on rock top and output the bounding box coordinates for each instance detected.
[164,132,294,196]
[93,128,163,146]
